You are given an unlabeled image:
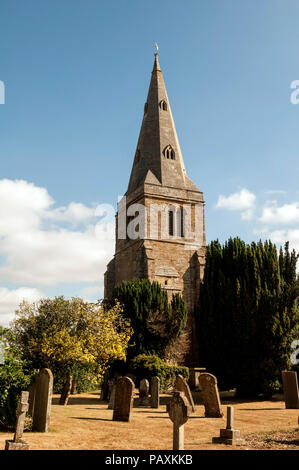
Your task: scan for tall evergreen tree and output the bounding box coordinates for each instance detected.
[111,279,187,361]
[195,238,299,397]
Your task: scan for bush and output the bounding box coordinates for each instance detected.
[0,347,33,430]
[129,354,189,391]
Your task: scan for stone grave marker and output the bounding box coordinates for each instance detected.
[108,383,116,409]
[27,382,36,417]
[282,371,299,409]
[175,374,195,413]
[151,376,160,408]
[113,376,134,422]
[167,391,192,450]
[32,368,53,432]
[189,367,206,389]
[199,372,223,418]
[138,378,150,406]
[212,406,245,445]
[5,391,29,450]
[59,375,72,406]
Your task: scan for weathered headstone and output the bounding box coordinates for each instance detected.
[138,378,150,406]
[282,371,299,409]
[188,367,206,389]
[5,391,29,450]
[32,368,53,432]
[212,406,245,445]
[199,373,223,418]
[70,380,77,395]
[27,382,36,417]
[167,391,192,450]
[151,376,160,408]
[59,375,72,406]
[112,376,134,422]
[175,375,195,413]
[108,384,116,410]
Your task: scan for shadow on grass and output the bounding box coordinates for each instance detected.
[70,417,112,422]
[270,438,299,446]
[238,408,284,411]
[52,397,105,406]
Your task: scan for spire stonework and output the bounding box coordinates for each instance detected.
[104,54,206,365]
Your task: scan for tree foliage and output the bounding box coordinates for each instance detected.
[195,238,299,397]
[9,297,132,390]
[0,344,33,430]
[111,279,188,362]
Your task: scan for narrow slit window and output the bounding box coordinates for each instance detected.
[169,210,174,236]
[159,100,167,111]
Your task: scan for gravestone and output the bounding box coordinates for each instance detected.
[175,375,195,413]
[199,373,223,418]
[189,367,206,389]
[32,368,53,432]
[282,371,299,409]
[59,375,72,406]
[139,378,150,406]
[28,382,36,417]
[108,384,116,409]
[5,391,29,450]
[70,380,77,395]
[167,391,192,450]
[113,376,134,422]
[212,406,245,445]
[151,376,160,408]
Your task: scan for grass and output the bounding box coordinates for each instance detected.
[0,391,298,450]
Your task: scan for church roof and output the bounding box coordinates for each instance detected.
[126,53,201,195]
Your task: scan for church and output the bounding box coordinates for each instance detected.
[104,53,206,360]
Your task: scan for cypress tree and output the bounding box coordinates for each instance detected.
[195,237,299,397]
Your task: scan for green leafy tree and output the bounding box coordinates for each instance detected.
[9,297,132,393]
[0,344,33,430]
[195,238,299,397]
[111,279,188,362]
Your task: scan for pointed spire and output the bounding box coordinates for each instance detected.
[126,54,199,195]
[153,53,161,72]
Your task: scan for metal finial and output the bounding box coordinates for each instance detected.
[155,42,159,54]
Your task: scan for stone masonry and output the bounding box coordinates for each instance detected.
[104,53,206,365]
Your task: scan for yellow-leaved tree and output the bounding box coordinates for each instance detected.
[9,297,132,392]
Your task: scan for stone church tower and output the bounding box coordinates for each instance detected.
[104,53,206,363]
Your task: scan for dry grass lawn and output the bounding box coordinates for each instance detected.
[1,391,298,450]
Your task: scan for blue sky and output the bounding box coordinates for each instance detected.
[0,0,299,324]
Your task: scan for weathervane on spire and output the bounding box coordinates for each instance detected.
[155,42,159,55]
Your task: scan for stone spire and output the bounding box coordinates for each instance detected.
[127,53,199,195]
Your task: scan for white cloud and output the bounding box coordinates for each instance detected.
[0,179,115,286]
[259,201,299,225]
[80,284,104,299]
[215,188,256,220]
[0,287,44,326]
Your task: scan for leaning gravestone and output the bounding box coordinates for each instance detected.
[151,376,160,409]
[32,368,53,432]
[5,391,29,450]
[167,391,192,450]
[139,378,150,406]
[112,376,134,422]
[175,375,195,413]
[59,375,72,406]
[199,373,223,418]
[282,371,299,409]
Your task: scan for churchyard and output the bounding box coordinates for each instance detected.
[1,370,298,451]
